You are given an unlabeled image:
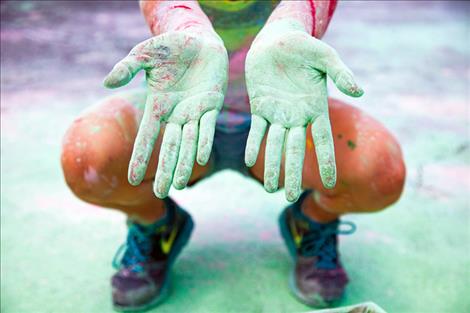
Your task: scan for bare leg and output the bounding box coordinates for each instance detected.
[249,98,406,222]
[61,90,209,224]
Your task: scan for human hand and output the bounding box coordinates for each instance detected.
[104,31,228,198]
[245,25,363,202]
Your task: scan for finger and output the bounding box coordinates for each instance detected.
[264,124,286,193]
[128,98,160,186]
[197,110,218,166]
[284,127,306,202]
[103,53,144,89]
[154,123,182,198]
[308,38,364,97]
[329,66,364,98]
[311,114,336,189]
[245,115,268,167]
[173,121,198,190]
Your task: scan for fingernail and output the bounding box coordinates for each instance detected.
[286,191,300,203]
[349,85,364,97]
[265,182,278,193]
[173,176,186,190]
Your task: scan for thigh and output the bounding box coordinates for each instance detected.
[249,98,405,209]
[61,89,208,201]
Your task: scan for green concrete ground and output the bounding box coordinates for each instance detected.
[1,1,469,312]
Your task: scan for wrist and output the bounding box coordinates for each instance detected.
[263,0,313,35]
[264,18,310,35]
[141,2,208,31]
[141,1,224,47]
[253,18,309,47]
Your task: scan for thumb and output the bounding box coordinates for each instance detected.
[103,54,143,89]
[330,66,364,98]
[308,38,364,98]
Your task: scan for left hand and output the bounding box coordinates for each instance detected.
[104,31,228,198]
[245,28,363,202]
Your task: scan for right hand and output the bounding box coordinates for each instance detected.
[104,31,228,198]
[245,25,363,202]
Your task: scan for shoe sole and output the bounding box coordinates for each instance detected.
[113,209,195,312]
[288,268,328,308]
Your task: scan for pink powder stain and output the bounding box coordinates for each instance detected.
[34,193,101,217]
[209,261,226,270]
[136,54,152,63]
[313,0,332,39]
[397,95,467,120]
[363,230,396,246]
[419,164,470,197]
[308,0,316,35]
[259,230,276,242]
[111,176,119,188]
[1,29,27,43]
[171,5,191,10]
[84,166,100,184]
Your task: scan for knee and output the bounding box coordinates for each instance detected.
[61,113,134,202]
[353,144,406,212]
[61,119,109,202]
[370,152,406,210]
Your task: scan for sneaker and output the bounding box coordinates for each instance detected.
[279,190,355,307]
[111,198,194,312]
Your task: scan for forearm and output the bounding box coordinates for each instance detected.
[139,0,215,36]
[265,0,337,38]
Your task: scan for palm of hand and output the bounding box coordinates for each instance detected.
[105,31,228,198]
[247,36,329,128]
[245,31,363,202]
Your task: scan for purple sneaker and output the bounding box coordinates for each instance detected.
[111,198,193,312]
[279,190,356,307]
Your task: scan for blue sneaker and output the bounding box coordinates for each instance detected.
[111,198,194,312]
[279,190,356,307]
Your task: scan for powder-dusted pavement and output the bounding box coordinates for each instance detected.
[1,1,469,312]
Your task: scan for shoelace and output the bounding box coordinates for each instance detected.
[112,225,154,272]
[300,221,356,269]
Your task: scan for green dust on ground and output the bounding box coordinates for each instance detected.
[1,1,469,313]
